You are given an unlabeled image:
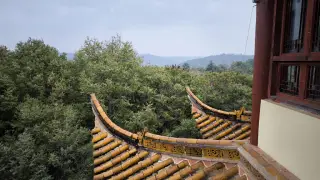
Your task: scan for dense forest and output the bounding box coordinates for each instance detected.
[0,36,252,179]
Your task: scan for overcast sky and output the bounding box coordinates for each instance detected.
[0,0,256,56]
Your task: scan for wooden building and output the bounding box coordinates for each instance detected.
[251,0,320,179]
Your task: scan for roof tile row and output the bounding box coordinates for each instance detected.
[92,127,243,180]
[192,109,251,141]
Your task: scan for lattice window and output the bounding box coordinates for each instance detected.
[307,65,320,100]
[172,145,185,154]
[185,147,202,157]
[156,143,174,152]
[283,0,307,53]
[143,138,156,149]
[279,65,300,95]
[313,0,320,51]
[226,149,240,160]
[203,148,223,158]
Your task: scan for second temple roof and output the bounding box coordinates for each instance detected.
[186,87,251,141]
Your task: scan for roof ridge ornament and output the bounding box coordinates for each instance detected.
[137,127,149,145]
[235,107,248,121]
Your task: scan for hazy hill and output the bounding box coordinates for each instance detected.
[182,54,254,68]
[140,54,200,66]
[61,53,254,68]
[61,53,199,66]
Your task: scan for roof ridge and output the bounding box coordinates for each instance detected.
[186,87,251,121]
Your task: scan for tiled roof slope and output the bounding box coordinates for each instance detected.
[186,87,251,141]
[92,128,245,180]
[90,94,299,180]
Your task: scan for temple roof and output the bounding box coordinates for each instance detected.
[186,87,251,141]
[90,93,299,180]
[92,127,244,180]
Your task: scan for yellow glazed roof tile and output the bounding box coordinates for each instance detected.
[91,127,101,135]
[93,137,115,150]
[90,119,245,180]
[93,144,129,166]
[186,87,252,141]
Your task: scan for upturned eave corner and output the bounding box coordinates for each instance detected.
[186,87,252,121]
[187,87,252,141]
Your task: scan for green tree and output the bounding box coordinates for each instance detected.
[182,62,190,70]
[76,37,252,136]
[0,99,93,180]
[205,61,227,72]
[217,64,228,72]
[169,119,201,138]
[206,61,216,72]
[0,36,253,179]
[0,39,93,179]
[199,71,252,110]
[230,59,253,74]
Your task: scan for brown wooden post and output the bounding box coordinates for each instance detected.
[303,0,315,57]
[251,0,275,146]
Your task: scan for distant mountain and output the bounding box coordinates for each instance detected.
[139,54,201,66]
[60,53,200,65]
[60,53,253,68]
[182,54,254,68]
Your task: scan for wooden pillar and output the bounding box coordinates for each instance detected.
[251,0,275,145]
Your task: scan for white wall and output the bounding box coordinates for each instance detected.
[258,100,320,180]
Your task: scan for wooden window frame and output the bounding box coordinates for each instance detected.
[276,62,304,98]
[282,0,307,53]
[278,64,300,96]
[268,0,320,111]
[271,0,320,61]
[312,0,320,52]
[306,64,320,100]
[273,62,320,109]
